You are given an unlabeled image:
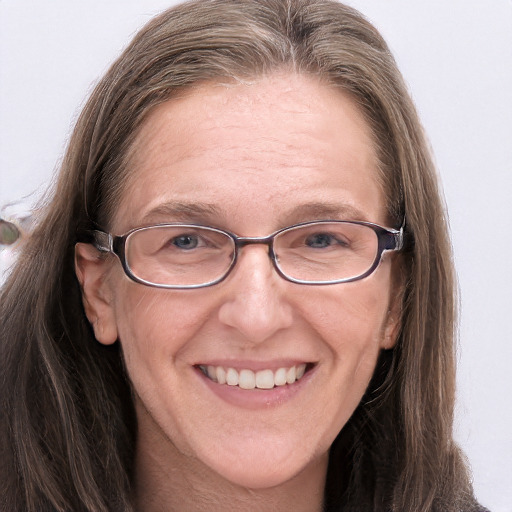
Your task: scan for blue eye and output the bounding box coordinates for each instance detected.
[305,233,336,248]
[172,234,199,250]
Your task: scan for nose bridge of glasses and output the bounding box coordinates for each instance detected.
[233,235,277,273]
[235,235,274,250]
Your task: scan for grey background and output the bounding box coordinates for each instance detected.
[1,1,511,510]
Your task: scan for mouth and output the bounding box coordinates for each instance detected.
[196,363,315,390]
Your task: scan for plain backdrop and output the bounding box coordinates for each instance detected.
[1,1,511,510]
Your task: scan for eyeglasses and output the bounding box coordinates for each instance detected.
[91,220,404,289]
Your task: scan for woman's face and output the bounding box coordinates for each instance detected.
[77,73,401,489]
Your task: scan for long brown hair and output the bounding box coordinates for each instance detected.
[1,1,480,510]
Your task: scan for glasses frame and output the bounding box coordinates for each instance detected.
[91,220,404,289]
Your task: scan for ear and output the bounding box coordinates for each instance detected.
[380,258,405,350]
[381,304,401,349]
[75,243,118,345]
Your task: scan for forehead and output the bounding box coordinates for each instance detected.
[114,73,385,232]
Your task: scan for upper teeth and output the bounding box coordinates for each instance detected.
[199,364,307,390]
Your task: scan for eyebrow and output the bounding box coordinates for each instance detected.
[282,202,370,224]
[137,200,370,228]
[139,202,223,225]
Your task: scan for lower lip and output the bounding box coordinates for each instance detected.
[195,366,316,409]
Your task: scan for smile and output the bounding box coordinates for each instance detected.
[197,363,309,390]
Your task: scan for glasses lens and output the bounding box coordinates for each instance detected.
[274,222,378,283]
[125,225,235,287]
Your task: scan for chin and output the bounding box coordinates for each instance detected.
[199,440,325,490]
[211,461,302,490]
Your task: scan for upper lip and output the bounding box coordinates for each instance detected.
[194,359,315,372]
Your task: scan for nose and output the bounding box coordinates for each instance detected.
[217,245,294,344]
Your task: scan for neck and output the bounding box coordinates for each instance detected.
[132,423,328,512]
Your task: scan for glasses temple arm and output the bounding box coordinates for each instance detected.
[393,217,407,251]
[91,230,113,252]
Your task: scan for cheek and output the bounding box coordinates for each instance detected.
[304,275,392,390]
[112,285,210,373]
[308,280,390,348]
[281,281,391,450]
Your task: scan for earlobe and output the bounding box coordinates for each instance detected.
[380,258,405,350]
[381,309,401,349]
[75,243,118,345]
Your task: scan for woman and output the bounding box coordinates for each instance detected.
[0,1,486,510]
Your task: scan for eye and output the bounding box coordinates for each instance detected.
[171,234,201,250]
[305,232,347,249]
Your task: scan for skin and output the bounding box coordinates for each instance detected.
[76,73,402,512]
